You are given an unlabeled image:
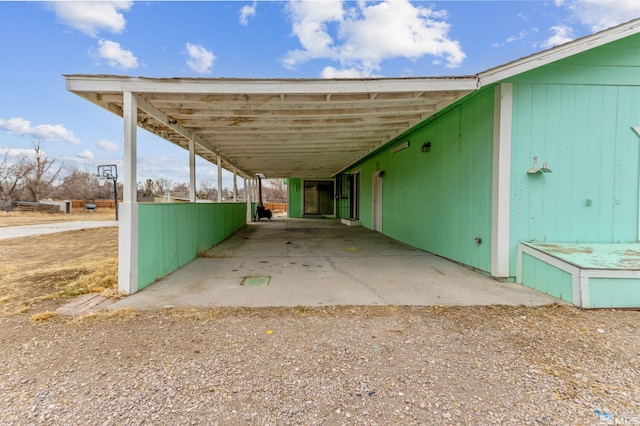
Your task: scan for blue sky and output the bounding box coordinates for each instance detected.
[1,0,638,189]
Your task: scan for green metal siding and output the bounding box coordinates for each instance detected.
[520,252,573,302]
[288,178,302,218]
[507,34,640,276]
[138,203,246,290]
[588,278,640,308]
[509,34,640,86]
[509,83,640,275]
[345,89,495,273]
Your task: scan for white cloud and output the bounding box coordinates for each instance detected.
[92,40,138,69]
[97,139,120,151]
[240,2,257,26]
[321,66,370,78]
[185,43,216,74]
[542,25,575,48]
[50,1,133,38]
[283,0,465,77]
[76,149,94,160]
[0,148,33,158]
[561,0,640,31]
[492,30,528,47]
[0,117,80,145]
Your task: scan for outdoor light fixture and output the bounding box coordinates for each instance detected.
[421,142,432,153]
[378,170,385,178]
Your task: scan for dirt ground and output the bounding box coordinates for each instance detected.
[0,211,119,316]
[0,212,638,424]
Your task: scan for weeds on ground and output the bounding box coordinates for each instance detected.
[30,311,57,323]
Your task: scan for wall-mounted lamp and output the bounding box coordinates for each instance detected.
[527,156,552,174]
[378,170,385,178]
[421,142,432,153]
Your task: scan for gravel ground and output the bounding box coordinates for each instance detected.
[1,305,638,425]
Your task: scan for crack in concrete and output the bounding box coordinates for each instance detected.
[324,256,387,304]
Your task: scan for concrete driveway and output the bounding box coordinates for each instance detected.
[111,218,558,309]
[0,221,118,240]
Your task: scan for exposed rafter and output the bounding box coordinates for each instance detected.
[65,75,477,178]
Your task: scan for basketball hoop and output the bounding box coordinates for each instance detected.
[96,164,119,221]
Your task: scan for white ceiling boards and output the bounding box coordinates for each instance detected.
[65,75,477,178]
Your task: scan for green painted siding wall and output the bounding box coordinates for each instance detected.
[288,178,302,218]
[507,36,640,276]
[589,278,640,308]
[520,253,573,302]
[345,89,495,273]
[138,202,246,290]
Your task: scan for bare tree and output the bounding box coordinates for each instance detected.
[22,141,63,202]
[141,179,155,197]
[154,178,171,196]
[171,182,190,199]
[0,151,31,205]
[54,166,102,200]
[197,179,217,200]
[264,179,287,202]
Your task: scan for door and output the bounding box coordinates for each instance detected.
[372,171,383,232]
[304,180,335,215]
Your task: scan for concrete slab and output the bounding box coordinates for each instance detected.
[0,221,118,240]
[111,218,559,310]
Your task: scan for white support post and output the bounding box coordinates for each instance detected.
[118,91,139,295]
[253,178,258,205]
[491,83,513,279]
[189,137,196,202]
[217,154,223,203]
[245,177,251,222]
[233,167,238,202]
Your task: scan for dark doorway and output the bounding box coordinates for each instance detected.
[349,172,360,220]
[304,180,335,215]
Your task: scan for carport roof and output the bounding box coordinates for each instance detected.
[64,75,477,178]
[64,18,639,179]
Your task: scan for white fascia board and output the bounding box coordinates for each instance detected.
[66,75,478,95]
[126,77,480,95]
[65,75,127,92]
[479,18,640,87]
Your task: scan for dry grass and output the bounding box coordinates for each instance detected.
[0,209,116,228]
[30,311,57,323]
[0,227,118,316]
[70,307,139,324]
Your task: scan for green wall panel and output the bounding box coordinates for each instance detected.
[589,278,640,308]
[507,33,640,276]
[509,34,640,86]
[344,89,495,273]
[288,178,302,218]
[138,203,246,290]
[509,83,640,275]
[520,253,573,302]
